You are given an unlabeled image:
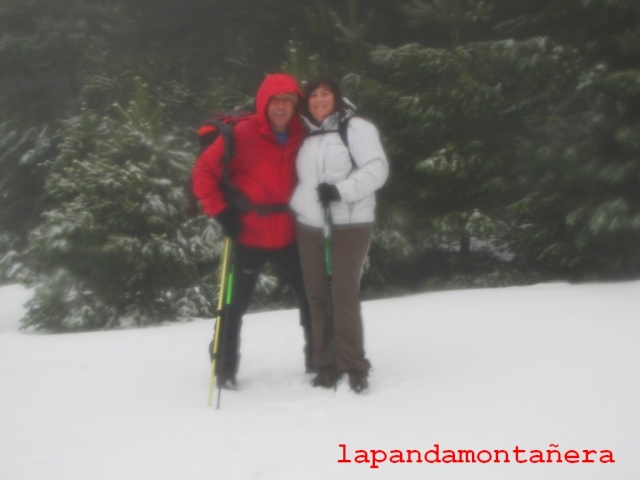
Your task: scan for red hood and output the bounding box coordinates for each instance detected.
[255,73,303,125]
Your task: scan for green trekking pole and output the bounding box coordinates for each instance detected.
[208,237,233,407]
[323,206,339,391]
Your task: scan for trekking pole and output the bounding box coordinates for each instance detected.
[215,255,236,409]
[208,236,233,407]
[323,206,339,392]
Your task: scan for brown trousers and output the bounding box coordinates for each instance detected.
[296,222,373,374]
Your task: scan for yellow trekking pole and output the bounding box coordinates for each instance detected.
[208,236,233,407]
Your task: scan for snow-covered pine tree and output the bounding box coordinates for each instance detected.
[0,122,54,284]
[504,0,640,278]
[22,77,218,331]
[0,0,128,284]
[355,37,582,277]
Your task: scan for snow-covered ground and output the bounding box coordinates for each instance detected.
[1,281,638,480]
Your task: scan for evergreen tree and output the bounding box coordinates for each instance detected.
[22,77,217,330]
[509,65,640,279]
[500,0,640,278]
[362,39,580,245]
[348,0,640,284]
[4,0,639,304]
[403,0,495,47]
[0,0,123,280]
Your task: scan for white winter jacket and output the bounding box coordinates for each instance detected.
[290,110,389,228]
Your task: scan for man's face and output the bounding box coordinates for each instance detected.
[266,94,297,133]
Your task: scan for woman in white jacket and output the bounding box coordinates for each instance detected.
[291,76,389,392]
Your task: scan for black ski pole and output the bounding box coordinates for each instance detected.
[323,206,339,391]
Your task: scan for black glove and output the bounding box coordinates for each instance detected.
[317,183,341,206]
[215,208,242,238]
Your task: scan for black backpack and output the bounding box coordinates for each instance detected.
[186,111,251,218]
[186,111,292,218]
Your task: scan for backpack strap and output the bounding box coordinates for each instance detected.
[216,119,290,216]
[191,113,291,218]
[307,116,357,170]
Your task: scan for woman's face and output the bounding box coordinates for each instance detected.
[307,85,335,124]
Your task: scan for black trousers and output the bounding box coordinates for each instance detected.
[217,243,312,379]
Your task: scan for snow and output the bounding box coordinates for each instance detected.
[1,281,639,480]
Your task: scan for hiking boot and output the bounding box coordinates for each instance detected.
[311,367,337,388]
[348,371,369,393]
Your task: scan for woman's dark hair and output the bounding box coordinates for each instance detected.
[302,76,347,123]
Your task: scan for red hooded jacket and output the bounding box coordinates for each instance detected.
[192,73,306,249]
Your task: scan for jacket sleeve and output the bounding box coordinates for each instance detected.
[191,136,227,217]
[335,117,389,203]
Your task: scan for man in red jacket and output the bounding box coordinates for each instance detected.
[192,73,311,389]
